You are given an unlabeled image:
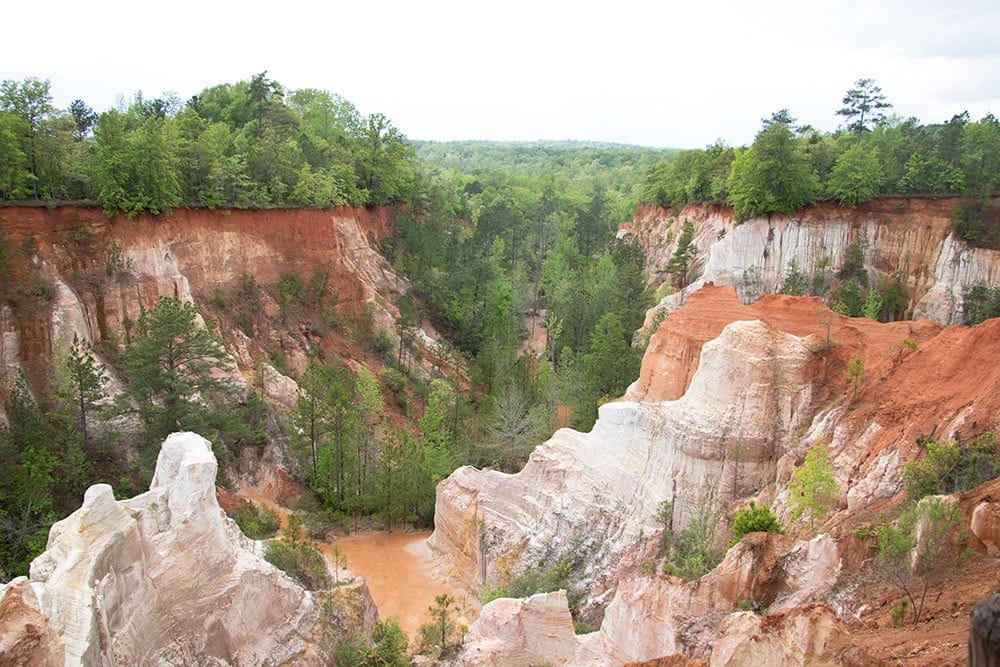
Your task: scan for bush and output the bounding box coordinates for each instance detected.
[953,196,1000,250]
[264,519,331,590]
[335,619,410,666]
[730,502,784,546]
[903,434,999,501]
[963,283,1000,325]
[232,501,281,539]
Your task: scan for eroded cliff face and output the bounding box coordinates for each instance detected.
[0,432,372,665]
[624,198,1000,328]
[430,283,1000,665]
[0,205,441,411]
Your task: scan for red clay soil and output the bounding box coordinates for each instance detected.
[627,283,941,404]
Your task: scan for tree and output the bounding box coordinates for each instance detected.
[1,77,54,199]
[419,594,462,655]
[68,100,97,141]
[120,297,231,441]
[837,78,892,132]
[779,258,809,296]
[827,143,885,206]
[727,113,819,219]
[663,219,698,288]
[62,334,106,451]
[787,441,839,532]
[873,497,965,624]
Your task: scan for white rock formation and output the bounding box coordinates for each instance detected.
[448,532,843,666]
[430,319,815,606]
[627,201,1000,326]
[18,432,346,665]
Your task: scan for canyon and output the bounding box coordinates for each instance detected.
[2,199,1000,664]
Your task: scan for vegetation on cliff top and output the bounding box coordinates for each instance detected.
[642,79,1000,239]
[0,73,418,214]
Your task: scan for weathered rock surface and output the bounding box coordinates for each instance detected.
[624,198,1000,328]
[430,311,816,606]
[448,534,843,666]
[0,577,63,666]
[433,281,1000,665]
[0,205,450,429]
[452,591,581,666]
[2,432,367,665]
[971,500,1000,554]
[709,603,869,666]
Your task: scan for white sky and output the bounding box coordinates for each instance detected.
[3,0,999,148]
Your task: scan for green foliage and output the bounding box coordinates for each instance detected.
[62,334,106,451]
[418,594,463,656]
[482,557,582,621]
[232,501,280,539]
[903,434,999,501]
[827,143,885,206]
[660,494,724,580]
[730,501,784,546]
[663,219,698,288]
[336,619,410,667]
[953,196,1000,250]
[727,112,819,219]
[779,258,809,296]
[263,513,330,590]
[836,78,892,133]
[787,441,840,532]
[120,297,231,443]
[872,497,966,624]
[963,283,1000,325]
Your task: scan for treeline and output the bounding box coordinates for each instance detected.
[642,79,1000,245]
[0,73,418,215]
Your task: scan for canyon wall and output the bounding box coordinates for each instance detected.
[0,204,444,441]
[430,282,1000,663]
[0,432,373,664]
[623,198,1000,327]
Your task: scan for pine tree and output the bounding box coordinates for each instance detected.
[787,441,840,532]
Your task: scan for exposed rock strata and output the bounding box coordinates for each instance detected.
[1,432,369,665]
[450,534,845,666]
[624,198,1000,328]
[431,311,817,605]
[432,282,1000,664]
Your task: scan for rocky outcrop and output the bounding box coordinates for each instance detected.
[624,198,1000,327]
[432,281,1000,664]
[0,578,63,666]
[448,533,843,666]
[430,310,817,606]
[709,603,869,666]
[453,591,580,666]
[0,205,449,427]
[1,432,370,665]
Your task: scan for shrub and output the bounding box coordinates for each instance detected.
[232,501,281,539]
[730,502,784,546]
[903,434,999,501]
[264,516,330,590]
[658,494,725,580]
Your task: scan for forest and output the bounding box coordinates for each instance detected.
[2,73,999,583]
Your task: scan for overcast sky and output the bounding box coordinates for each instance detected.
[4,0,998,148]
